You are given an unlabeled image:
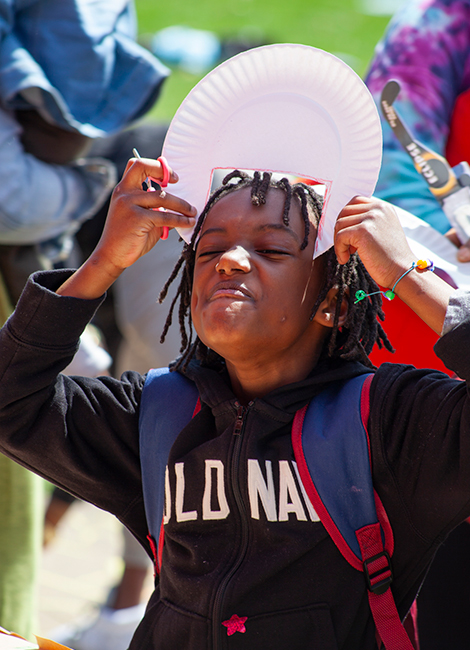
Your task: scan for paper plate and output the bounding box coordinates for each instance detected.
[162,43,383,257]
[394,204,470,290]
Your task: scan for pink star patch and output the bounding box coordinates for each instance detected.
[222,614,248,636]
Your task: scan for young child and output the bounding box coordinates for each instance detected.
[0,156,467,650]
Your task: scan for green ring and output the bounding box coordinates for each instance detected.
[355,290,366,302]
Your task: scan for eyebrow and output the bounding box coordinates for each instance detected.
[198,223,301,244]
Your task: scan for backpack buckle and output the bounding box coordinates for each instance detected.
[363,551,393,595]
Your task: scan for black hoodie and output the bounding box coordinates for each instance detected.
[1,270,470,650]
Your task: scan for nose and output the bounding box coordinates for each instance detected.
[216,246,251,275]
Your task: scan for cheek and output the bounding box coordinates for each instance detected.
[190,285,200,328]
[190,270,212,338]
[278,273,315,313]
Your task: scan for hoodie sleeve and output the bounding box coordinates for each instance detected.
[369,288,470,547]
[0,269,148,543]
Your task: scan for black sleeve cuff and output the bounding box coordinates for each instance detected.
[434,320,470,379]
[5,269,106,349]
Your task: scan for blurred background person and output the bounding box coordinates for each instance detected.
[366,0,470,258]
[0,0,169,641]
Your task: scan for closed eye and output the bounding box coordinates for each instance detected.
[197,250,224,258]
[257,249,290,256]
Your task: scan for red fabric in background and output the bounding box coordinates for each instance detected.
[446,88,470,167]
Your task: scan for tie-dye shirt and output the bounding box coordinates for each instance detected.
[365,0,470,234]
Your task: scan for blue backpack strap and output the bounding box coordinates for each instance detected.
[293,374,415,650]
[139,367,199,571]
[292,374,385,568]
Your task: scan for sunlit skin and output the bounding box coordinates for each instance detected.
[191,187,341,403]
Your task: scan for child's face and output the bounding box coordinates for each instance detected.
[191,186,328,367]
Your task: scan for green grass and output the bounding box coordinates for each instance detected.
[135,0,393,122]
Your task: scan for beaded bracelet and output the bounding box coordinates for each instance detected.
[354,259,435,304]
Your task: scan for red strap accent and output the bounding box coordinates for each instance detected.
[404,601,420,650]
[360,374,395,557]
[374,490,394,558]
[357,524,415,650]
[157,517,165,573]
[147,533,158,577]
[193,397,201,416]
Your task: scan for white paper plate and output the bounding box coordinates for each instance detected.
[394,204,470,290]
[162,43,383,257]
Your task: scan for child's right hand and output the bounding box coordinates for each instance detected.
[56,157,197,300]
[94,156,197,272]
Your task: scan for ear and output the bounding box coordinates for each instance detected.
[312,287,349,329]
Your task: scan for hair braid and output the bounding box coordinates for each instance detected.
[312,249,394,369]
[257,172,271,204]
[277,177,292,226]
[292,186,311,250]
[251,170,261,201]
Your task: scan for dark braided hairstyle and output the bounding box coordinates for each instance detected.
[159,170,393,370]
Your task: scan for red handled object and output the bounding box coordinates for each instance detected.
[132,149,170,240]
[156,156,170,239]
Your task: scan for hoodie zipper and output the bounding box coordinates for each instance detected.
[212,401,252,649]
[233,403,245,435]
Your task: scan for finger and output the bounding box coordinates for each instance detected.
[137,188,197,217]
[123,157,179,188]
[334,213,370,234]
[134,207,197,231]
[334,210,379,250]
[334,224,360,265]
[338,195,372,214]
[339,195,397,220]
[122,158,136,178]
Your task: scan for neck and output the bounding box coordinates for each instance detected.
[225,341,326,404]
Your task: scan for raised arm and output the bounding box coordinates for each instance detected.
[57,157,197,300]
[334,196,455,335]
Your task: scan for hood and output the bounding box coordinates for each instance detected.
[180,355,373,418]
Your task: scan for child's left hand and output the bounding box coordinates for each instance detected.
[334,196,455,335]
[334,196,415,290]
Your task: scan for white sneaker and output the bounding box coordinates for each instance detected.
[51,603,146,650]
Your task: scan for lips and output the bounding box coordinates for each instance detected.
[208,281,253,301]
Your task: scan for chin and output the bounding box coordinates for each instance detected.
[198,320,249,354]
[196,306,251,335]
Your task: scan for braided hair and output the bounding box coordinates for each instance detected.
[159,170,393,370]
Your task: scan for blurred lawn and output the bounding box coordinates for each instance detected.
[135,0,400,123]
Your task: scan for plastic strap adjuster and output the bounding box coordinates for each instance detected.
[363,550,393,595]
